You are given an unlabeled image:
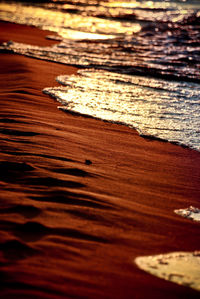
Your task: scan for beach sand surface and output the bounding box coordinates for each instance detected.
[0,21,200,299]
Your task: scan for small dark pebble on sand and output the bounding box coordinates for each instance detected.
[85,159,92,165]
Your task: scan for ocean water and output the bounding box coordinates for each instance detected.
[0,0,200,150]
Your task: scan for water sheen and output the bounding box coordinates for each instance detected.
[0,0,200,150]
[43,69,200,150]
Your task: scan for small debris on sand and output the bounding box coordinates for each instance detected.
[85,159,92,165]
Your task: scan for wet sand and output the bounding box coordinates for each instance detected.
[0,21,200,298]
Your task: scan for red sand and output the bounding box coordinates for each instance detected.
[0,21,200,299]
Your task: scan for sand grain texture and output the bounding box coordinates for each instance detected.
[0,21,200,299]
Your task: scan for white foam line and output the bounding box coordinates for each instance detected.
[135,251,200,291]
[174,206,200,222]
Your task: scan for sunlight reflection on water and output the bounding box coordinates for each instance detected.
[43,69,200,150]
[0,0,199,150]
[0,2,141,38]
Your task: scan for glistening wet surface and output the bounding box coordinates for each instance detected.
[0,0,200,150]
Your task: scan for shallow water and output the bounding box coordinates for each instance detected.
[0,0,200,149]
[135,251,200,291]
[175,206,200,221]
[43,69,200,150]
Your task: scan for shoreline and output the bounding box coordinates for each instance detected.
[0,21,200,298]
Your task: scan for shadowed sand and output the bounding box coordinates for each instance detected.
[0,21,200,299]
